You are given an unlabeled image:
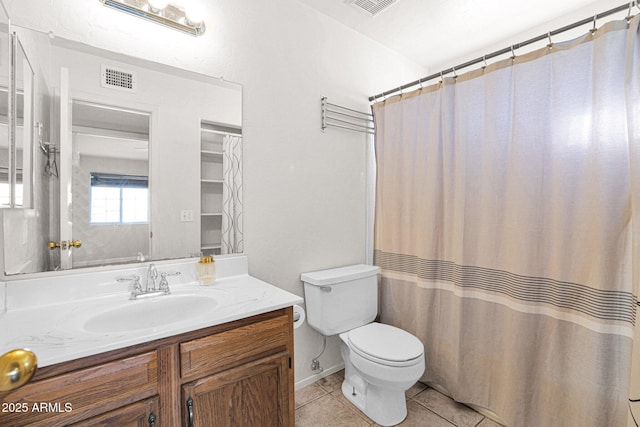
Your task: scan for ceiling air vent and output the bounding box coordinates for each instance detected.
[101,64,137,93]
[345,0,399,16]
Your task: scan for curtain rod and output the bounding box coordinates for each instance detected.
[369,1,637,102]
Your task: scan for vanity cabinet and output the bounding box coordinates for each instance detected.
[0,307,294,427]
[180,314,291,426]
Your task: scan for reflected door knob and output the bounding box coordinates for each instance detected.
[47,240,82,250]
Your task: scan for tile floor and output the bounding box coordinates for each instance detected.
[295,370,503,427]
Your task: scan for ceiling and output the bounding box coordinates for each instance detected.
[297,0,626,72]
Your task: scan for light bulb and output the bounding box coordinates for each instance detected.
[148,0,169,10]
[184,2,205,23]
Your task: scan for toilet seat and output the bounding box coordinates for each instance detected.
[347,323,424,367]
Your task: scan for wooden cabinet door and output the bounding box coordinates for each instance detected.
[69,397,159,427]
[182,352,290,427]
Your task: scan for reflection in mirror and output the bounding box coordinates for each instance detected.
[0,25,242,275]
[71,101,149,268]
[0,88,8,206]
[0,35,35,209]
[0,5,9,205]
[13,37,34,209]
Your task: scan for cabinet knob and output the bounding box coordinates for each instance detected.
[0,349,38,391]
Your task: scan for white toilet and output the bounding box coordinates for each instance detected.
[301,264,425,426]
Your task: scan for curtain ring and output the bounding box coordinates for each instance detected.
[627,2,634,24]
[439,71,444,85]
[546,32,553,50]
[418,78,424,90]
[481,55,488,70]
[590,14,597,35]
[510,45,517,62]
[398,86,403,97]
[452,66,458,80]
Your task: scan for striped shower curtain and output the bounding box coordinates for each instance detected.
[372,16,640,427]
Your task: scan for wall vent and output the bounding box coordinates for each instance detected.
[345,0,399,16]
[101,64,137,93]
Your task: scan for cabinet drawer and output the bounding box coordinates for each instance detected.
[0,351,158,427]
[68,396,159,427]
[180,314,289,381]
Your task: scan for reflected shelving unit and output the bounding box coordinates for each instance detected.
[200,126,224,256]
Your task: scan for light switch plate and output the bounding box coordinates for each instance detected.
[180,210,194,222]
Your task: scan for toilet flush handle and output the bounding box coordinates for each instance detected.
[320,286,332,293]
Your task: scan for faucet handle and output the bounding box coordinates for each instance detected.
[159,271,180,293]
[117,275,142,294]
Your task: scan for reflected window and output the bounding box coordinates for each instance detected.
[90,172,148,224]
[0,183,23,207]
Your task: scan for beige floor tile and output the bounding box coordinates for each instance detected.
[316,370,345,393]
[393,400,457,427]
[296,382,328,409]
[412,388,484,427]
[296,370,486,427]
[295,394,371,427]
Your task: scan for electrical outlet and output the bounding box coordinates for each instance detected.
[180,210,194,222]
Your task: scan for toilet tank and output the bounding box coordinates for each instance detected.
[301,264,380,336]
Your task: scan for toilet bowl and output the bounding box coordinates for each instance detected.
[339,322,425,426]
[301,265,426,426]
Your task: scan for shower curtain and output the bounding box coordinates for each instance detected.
[221,134,243,254]
[373,16,640,427]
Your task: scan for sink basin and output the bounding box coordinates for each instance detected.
[84,294,217,333]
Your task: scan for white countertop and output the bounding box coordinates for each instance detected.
[0,257,303,367]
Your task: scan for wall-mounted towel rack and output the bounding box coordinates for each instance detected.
[321,97,375,135]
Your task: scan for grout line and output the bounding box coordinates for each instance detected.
[409,396,458,427]
[474,416,487,427]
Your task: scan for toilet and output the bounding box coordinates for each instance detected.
[301,264,425,426]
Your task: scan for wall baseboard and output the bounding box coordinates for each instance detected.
[295,363,345,391]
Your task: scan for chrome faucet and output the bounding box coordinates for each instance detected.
[146,263,158,291]
[117,266,181,300]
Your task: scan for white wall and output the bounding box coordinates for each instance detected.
[2,0,425,384]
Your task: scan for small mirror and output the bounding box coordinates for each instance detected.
[13,37,34,209]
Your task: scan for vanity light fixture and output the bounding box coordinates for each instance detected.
[99,0,206,36]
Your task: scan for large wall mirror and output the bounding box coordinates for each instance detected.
[1,23,243,275]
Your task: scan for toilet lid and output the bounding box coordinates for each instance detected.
[348,323,424,363]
